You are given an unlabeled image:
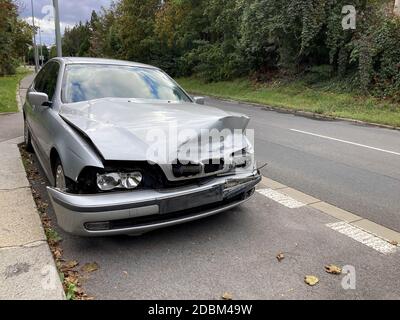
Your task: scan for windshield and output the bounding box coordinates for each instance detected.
[62,64,191,103]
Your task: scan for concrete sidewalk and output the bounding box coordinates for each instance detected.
[0,74,65,300]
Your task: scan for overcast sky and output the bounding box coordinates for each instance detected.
[18,0,112,46]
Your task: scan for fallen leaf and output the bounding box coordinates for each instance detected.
[82,262,99,273]
[221,292,233,300]
[65,274,79,285]
[325,264,342,275]
[81,294,95,301]
[390,240,398,246]
[276,253,285,262]
[53,248,63,260]
[304,275,319,286]
[75,286,84,294]
[63,260,79,270]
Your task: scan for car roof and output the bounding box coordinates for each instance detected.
[53,57,157,69]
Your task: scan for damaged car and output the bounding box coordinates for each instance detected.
[23,57,261,236]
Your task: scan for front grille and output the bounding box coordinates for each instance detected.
[173,158,224,177]
[172,161,202,177]
[204,158,224,174]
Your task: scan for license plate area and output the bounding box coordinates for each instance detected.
[159,185,223,214]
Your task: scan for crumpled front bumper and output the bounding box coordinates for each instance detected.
[47,170,261,236]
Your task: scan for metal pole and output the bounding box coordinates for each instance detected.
[30,0,39,72]
[38,26,43,66]
[53,0,62,57]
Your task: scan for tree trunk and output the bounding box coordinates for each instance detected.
[395,0,400,15]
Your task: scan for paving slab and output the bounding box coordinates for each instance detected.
[3,137,24,145]
[0,243,65,300]
[0,143,29,190]
[18,73,34,107]
[0,188,46,248]
[0,113,24,143]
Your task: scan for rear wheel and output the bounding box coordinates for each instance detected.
[24,118,33,152]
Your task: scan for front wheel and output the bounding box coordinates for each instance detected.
[53,159,74,193]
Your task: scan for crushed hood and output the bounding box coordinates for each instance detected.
[59,98,250,163]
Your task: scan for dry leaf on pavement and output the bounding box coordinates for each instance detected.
[65,274,79,285]
[276,253,285,262]
[53,248,62,259]
[62,260,79,270]
[82,262,99,273]
[325,264,342,275]
[222,292,233,300]
[304,275,319,286]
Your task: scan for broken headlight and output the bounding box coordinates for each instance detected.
[96,172,143,191]
[230,147,253,169]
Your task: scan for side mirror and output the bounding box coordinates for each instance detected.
[28,92,50,108]
[193,96,205,105]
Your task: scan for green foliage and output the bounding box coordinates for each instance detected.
[65,281,78,300]
[0,67,32,113]
[61,0,400,99]
[369,16,400,100]
[177,76,400,127]
[26,45,49,65]
[0,0,32,76]
[62,22,91,57]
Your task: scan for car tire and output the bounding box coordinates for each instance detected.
[24,118,33,152]
[53,158,75,193]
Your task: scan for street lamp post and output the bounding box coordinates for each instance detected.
[53,0,62,57]
[30,0,39,72]
[38,26,43,66]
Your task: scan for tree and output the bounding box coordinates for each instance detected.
[395,0,400,15]
[60,0,400,99]
[113,0,160,63]
[89,8,120,58]
[49,46,57,59]
[14,19,33,63]
[62,22,91,57]
[0,0,32,75]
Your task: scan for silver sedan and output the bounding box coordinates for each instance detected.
[23,57,261,236]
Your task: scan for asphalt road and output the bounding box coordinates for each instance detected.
[205,97,400,233]
[26,162,400,299]
[2,81,400,299]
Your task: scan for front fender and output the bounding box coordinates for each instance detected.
[50,114,104,183]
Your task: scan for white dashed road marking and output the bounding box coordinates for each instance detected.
[290,129,400,156]
[257,188,305,209]
[326,221,397,254]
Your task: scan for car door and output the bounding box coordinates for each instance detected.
[28,61,60,167]
[25,66,45,144]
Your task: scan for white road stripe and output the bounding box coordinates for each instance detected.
[326,221,397,254]
[290,129,400,156]
[257,188,305,208]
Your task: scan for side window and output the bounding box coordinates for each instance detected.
[33,68,46,91]
[35,62,60,101]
